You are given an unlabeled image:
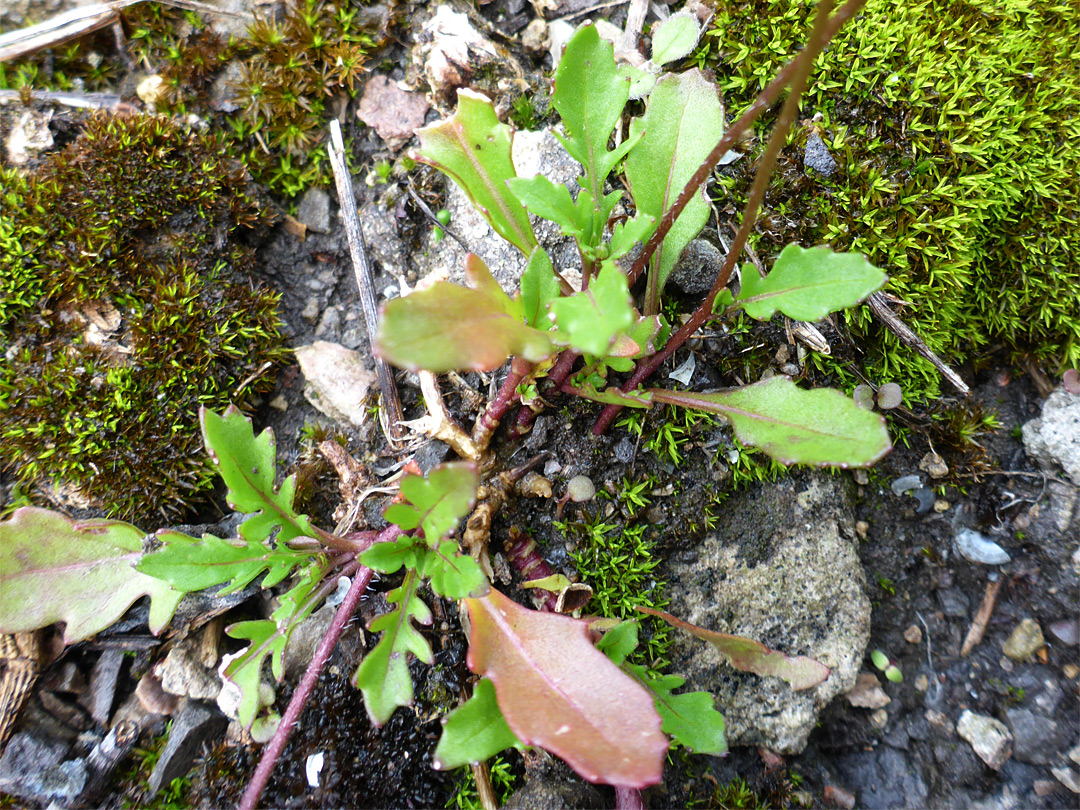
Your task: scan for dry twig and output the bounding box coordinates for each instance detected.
[866,292,970,395]
[961,579,1002,657]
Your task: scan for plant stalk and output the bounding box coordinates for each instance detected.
[473,356,535,449]
[239,524,402,810]
[594,0,863,435]
[508,350,580,437]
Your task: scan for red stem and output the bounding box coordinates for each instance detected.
[594,0,862,436]
[509,350,580,437]
[615,785,647,810]
[239,524,402,810]
[475,356,535,438]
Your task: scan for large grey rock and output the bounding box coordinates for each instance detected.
[1005,707,1066,764]
[295,341,376,428]
[147,700,228,795]
[669,238,724,296]
[412,127,580,296]
[957,710,1012,770]
[662,473,870,753]
[0,730,84,803]
[1022,385,1080,485]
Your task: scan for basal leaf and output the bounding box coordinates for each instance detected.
[650,12,702,66]
[384,462,478,547]
[506,175,589,242]
[0,507,183,644]
[548,261,634,357]
[552,24,633,190]
[359,535,421,574]
[627,70,724,314]
[137,530,310,594]
[414,89,537,255]
[433,678,526,771]
[420,540,489,600]
[376,275,554,372]
[221,563,323,728]
[608,213,657,262]
[595,619,641,666]
[649,377,892,467]
[639,607,831,691]
[735,245,888,322]
[569,382,653,409]
[353,572,433,726]
[201,406,314,544]
[624,664,727,756]
[520,247,561,329]
[464,588,668,788]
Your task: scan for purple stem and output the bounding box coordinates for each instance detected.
[474,356,535,441]
[509,350,580,437]
[593,0,864,436]
[615,785,646,810]
[239,524,402,810]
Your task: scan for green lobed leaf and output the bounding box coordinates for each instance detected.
[595,619,641,666]
[383,462,479,547]
[137,530,311,595]
[552,24,635,191]
[506,175,589,243]
[608,214,657,262]
[376,258,554,373]
[548,261,634,356]
[734,245,888,322]
[639,607,831,691]
[419,540,489,600]
[520,247,561,329]
[0,507,183,644]
[359,535,421,575]
[222,562,324,728]
[619,63,657,101]
[201,406,315,544]
[627,70,724,315]
[433,678,527,771]
[650,12,703,66]
[464,588,668,788]
[414,90,537,255]
[625,664,727,756]
[353,571,434,726]
[648,377,892,468]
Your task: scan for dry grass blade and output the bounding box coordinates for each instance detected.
[0,0,250,63]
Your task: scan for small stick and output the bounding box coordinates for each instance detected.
[618,0,649,53]
[557,0,629,22]
[471,761,498,810]
[328,120,404,443]
[0,89,128,110]
[961,579,1002,657]
[865,292,970,395]
[406,181,471,253]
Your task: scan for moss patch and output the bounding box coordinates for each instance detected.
[0,113,285,519]
[698,0,1080,397]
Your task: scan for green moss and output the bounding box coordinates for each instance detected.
[0,113,285,519]
[561,513,672,667]
[701,0,1080,397]
[447,754,518,810]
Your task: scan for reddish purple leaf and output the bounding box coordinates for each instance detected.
[465,588,668,787]
[638,607,830,691]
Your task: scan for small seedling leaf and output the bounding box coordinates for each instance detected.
[608,214,657,262]
[359,535,422,574]
[414,90,537,255]
[649,377,892,467]
[639,607,830,690]
[376,276,554,372]
[0,508,183,644]
[549,261,634,356]
[650,12,702,66]
[506,175,589,242]
[520,247,562,329]
[138,530,311,594]
[420,541,489,600]
[353,572,433,726]
[464,588,668,788]
[552,24,633,189]
[735,245,888,322]
[625,664,728,756]
[383,462,478,547]
[627,70,724,314]
[201,406,314,544]
[222,563,323,728]
[433,678,527,771]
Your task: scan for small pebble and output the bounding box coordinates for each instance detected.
[269,394,288,411]
[999,657,1014,672]
[567,475,596,503]
[934,499,950,513]
[904,624,922,644]
[870,708,889,729]
[891,474,922,495]
[919,450,949,478]
[877,382,903,409]
[853,384,875,410]
[853,469,869,485]
[1002,618,1045,661]
[1063,664,1079,679]
[914,674,929,692]
[855,520,869,540]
